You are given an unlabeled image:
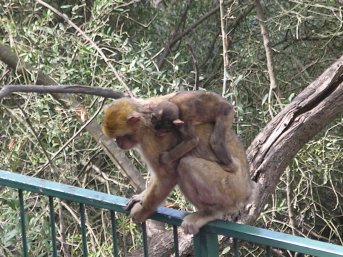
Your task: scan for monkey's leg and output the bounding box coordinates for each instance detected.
[130,174,177,222]
[210,103,238,172]
[177,157,234,234]
[160,123,198,164]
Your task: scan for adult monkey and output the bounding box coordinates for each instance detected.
[102,93,254,234]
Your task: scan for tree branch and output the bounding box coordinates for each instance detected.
[35,0,134,97]
[255,0,277,117]
[0,43,145,192]
[186,43,199,90]
[0,85,125,100]
[245,54,343,224]
[219,0,230,95]
[157,4,223,69]
[157,0,192,70]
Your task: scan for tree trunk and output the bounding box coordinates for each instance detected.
[245,54,343,224]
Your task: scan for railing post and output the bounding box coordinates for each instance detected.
[193,228,219,257]
[48,196,58,257]
[18,189,28,257]
[141,222,149,257]
[80,203,88,257]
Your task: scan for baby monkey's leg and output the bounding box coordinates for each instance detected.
[210,102,238,172]
[159,122,199,164]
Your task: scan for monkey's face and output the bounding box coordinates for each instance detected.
[102,99,144,149]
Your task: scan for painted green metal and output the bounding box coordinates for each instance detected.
[1,170,343,257]
[193,228,219,257]
[48,196,58,257]
[265,246,271,257]
[110,210,119,257]
[18,189,28,257]
[205,231,219,256]
[80,203,88,257]
[173,225,180,257]
[193,230,203,257]
[0,170,128,212]
[233,238,239,257]
[203,221,343,257]
[142,222,149,257]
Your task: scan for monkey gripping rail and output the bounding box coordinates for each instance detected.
[0,169,342,257]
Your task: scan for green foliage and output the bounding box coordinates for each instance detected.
[0,0,342,255]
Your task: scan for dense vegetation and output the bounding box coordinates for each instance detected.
[0,0,342,256]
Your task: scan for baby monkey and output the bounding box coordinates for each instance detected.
[151,91,238,172]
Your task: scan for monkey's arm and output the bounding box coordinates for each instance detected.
[160,137,199,164]
[129,173,177,222]
[160,122,199,164]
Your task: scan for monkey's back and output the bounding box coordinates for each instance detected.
[170,91,226,124]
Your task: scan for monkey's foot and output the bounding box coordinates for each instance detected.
[181,211,223,234]
[181,213,203,234]
[124,194,144,211]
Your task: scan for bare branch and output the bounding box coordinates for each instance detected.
[157,0,192,70]
[186,43,199,90]
[0,85,125,100]
[255,0,277,117]
[0,43,145,192]
[35,0,134,98]
[219,0,236,95]
[157,4,222,69]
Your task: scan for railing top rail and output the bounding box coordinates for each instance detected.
[0,169,128,212]
[1,169,342,257]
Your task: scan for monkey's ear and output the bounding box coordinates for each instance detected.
[173,119,184,126]
[127,113,141,124]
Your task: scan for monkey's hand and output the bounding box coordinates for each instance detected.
[130,201,150,222]
[124,194,144,211]
[124,194,151,222]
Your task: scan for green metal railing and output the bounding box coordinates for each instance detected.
[0,169,342,257]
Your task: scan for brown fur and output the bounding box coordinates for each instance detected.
[151,91,238,172]
[102,94,254,234]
